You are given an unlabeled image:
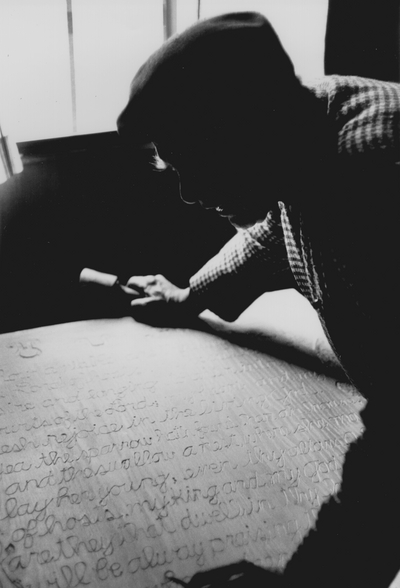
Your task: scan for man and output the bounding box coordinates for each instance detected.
[117,12,400,587]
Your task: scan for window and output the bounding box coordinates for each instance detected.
[1,0,75,141]
[71,0,163,136]
[0,0,328,142]
[0,0,163,141]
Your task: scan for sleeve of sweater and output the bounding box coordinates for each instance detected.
[189,204,296,322]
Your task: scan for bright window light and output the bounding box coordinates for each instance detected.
[71,0,163,137]
[0,0,74,142]
[176,0,199,33]
[0,0,163,141]
[0,0,328,142]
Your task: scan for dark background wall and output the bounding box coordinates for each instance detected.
[325,0,399,82]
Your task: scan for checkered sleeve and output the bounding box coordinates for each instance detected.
[327,75,400,162]
[189,205,295,321]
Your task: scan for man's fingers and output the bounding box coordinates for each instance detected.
[126,275,157,291]
[130,296,160,308]
[118,284,140,297]
[124,275,191,326]
[126,275,170,299]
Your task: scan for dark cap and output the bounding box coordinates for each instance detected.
[117,12,298,147]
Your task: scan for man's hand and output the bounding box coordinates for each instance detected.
[125,274,200,326]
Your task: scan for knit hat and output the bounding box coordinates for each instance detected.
[117,12,299,147]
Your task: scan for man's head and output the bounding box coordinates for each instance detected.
[118,12,307,227]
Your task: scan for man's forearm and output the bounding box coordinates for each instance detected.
[189,210,295,321]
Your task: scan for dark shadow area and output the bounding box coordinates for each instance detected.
[325,0,399,82]
[198,313,348,383]
[0,132,235,334]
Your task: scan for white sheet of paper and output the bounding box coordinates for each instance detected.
[0,315,365,587]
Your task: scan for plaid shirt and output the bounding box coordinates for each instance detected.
[190,76,400,386]
[189,75,400,324]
